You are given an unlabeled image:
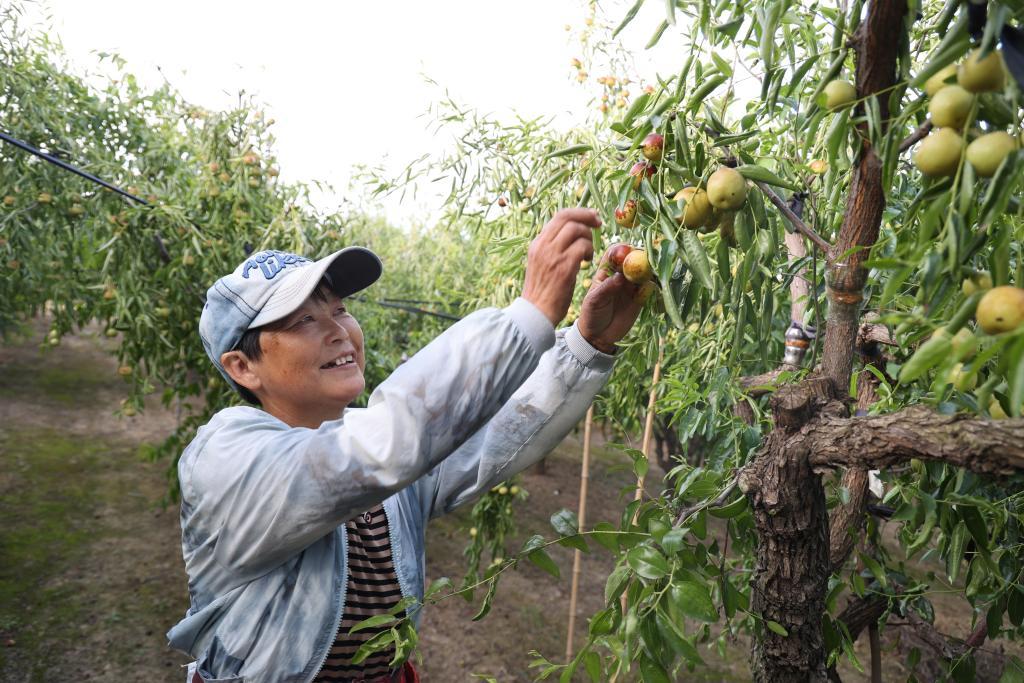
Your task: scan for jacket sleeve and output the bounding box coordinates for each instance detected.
[184,299,554,579]
[416,321,615,520]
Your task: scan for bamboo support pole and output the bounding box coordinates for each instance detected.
[565,405,594,661]
[633,338,665,503]
[620,338,665,617]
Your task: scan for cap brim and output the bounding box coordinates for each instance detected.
[248,246,382,329]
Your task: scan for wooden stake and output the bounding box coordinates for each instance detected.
[621,338,665,616]
[634,337,665,503]
[565,405,594,661]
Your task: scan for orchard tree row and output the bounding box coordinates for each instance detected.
[6,0,1024,680]
[365,0,1024,680]
[0,4,478,498]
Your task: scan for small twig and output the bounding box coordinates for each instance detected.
[754,181,833,253]
[898,121,932,153]
[674,477,739,527]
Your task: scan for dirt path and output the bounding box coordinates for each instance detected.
[3,316,1010,682]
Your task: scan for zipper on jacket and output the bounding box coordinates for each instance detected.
[307,527,348,683]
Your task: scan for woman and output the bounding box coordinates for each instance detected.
[167,208,645,682]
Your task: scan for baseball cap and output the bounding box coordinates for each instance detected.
[199,247,382,391]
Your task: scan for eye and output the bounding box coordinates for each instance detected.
[292,314,314,327]
[334,305,347,316]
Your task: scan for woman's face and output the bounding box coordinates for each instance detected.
[242,287,366,427]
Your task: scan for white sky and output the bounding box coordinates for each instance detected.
[24,0,687,226]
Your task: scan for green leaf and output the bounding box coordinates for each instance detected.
[660,527,686,554]
[962,505,987,552]
[583,651,602,682]
[627,545,670,580]
[709,494,748,518]
[669,580,718,622]
[591,522,621,552]
[623,93,652,128]
[348,612,399,634]
[638,655,671,683]
[551,508,579,536]
[766,620,789,636]
[681,229,714,290]
[645,20,671,49]
[528,548,561,579]
[735,164,800,191]
[945,522,968,583]
[713,17,744,39]
[612,0,646,38]
[858,552,888,589]
[605,564,631,603]
[472,578,499,621]
[425,576,453,600]
[542,144,592,160]
[556,534,589,553]
[898,331,952,383]
[1001,656,1024,683]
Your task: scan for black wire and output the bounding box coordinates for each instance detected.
[0,130,150,206]
[350,295,461,322]
[0,130,463,322]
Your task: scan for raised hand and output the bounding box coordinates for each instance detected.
[576,245,652,353]
[521,208,600,325]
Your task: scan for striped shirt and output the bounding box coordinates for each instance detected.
[314,505,403,682]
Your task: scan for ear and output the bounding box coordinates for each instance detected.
[220,350,263,396]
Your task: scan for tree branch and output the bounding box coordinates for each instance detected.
[805,406,1024,475]
[754,181,833,253]
[827,371,879,572]
[820,0,907,393]
[898,121,933,153]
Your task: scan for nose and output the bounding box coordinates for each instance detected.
[324,316,350,343]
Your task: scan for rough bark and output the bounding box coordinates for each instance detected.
[740,380,842,682]
[821,0,907,393]
[743,6,907,675]
[827,371,879,572]
[805,406,1024,475]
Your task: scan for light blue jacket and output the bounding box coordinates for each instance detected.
[166,299,615,682]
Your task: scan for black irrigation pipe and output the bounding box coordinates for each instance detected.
[1,130,463,322]
[350,295,461,322]
[0,129,175,264]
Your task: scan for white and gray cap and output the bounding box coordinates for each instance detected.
[199,247,382,391]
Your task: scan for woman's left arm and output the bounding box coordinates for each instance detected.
[416,322,614,519]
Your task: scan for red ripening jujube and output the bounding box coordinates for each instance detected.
[629,161,656,189]
[615,199,638,227]
[607,243,633,272]
[641,133,664,163]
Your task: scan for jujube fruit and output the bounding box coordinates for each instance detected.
[928,85,973,129]
[607,243,633,271]
[823,80,856,111]
[976,286,1024,334]
[924,64,958,97]
[629,161,655,189]
[615,199,638,227]
[913,128,964,177]
[622,249,653,284]
[706,167,746,210]
[673,187,712,229]
[958,48,1006,93]
[965,131,1016,177]
[641,133,664,163]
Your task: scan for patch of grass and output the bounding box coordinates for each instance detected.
[0,428,123,675]
[0,352,113,405]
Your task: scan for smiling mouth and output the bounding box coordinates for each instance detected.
[320,354,356,369]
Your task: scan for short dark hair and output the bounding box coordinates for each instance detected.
[231,278,336,406]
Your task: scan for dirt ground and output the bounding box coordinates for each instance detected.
[0,317,1014,682]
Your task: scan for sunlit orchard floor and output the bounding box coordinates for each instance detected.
[0,316,1009,682]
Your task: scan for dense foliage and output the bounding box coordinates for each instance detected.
[5,0,1024,680]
